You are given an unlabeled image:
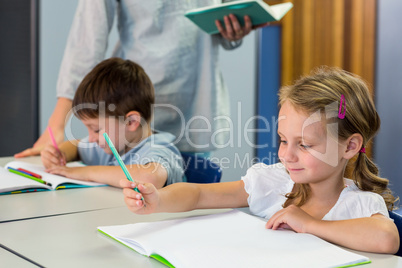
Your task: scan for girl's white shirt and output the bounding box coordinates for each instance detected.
[242,163,390,220]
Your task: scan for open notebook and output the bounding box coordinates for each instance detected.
[0,161,105,194]
[185,0,293,34]
[98,210,370,268]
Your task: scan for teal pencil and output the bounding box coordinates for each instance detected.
[103,133,145,203]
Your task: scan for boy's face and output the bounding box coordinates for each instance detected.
[277,101,346,185]
[81,116,127,154]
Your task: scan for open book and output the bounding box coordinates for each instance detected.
[98,210,371,268]
[0,161,105,195]
[185,0,293,34]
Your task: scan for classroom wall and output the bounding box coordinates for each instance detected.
[40,0,81,140]
[215,34,257,182]
[40,0,257,183]
[375,0,402,198]
[0,1,39,156]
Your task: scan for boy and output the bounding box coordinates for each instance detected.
[41,58,184,188]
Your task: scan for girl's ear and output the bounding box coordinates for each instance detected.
[125,111,141,131]
[343,133,363,160]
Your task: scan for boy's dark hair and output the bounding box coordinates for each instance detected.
[72,58,154,122]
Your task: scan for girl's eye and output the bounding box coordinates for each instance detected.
[94,129,100,134]
[279,140,287,145]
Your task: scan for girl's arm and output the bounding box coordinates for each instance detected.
[266,205,399,254]
[307,214,399,254]
[121,180,249,214]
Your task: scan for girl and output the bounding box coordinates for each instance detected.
[121,67,399,254]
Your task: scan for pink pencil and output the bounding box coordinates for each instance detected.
[47,127,65,165]
[47,127,60,151]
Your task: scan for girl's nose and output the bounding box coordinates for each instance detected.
[279,146,298,164]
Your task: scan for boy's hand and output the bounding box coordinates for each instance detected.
[45,166,85,181]
[41,144,66,168]
[265,205,316,233]
[121,180,159,215]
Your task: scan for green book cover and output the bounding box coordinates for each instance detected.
[185,0,293,34]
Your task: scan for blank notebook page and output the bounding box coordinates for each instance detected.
[99,210,369,268]
[0,167,45,191]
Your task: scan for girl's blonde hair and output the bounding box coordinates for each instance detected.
[279,66,397,210]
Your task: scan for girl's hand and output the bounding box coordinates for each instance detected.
[265,205,317,233]
[120,180,159,215]
[41,144,67,168]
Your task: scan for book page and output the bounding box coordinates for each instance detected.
[269,3,294,20]
[184,0,252,14]
[4,161,105,189]
[185,0,285,34]
[98,210,369,268]
[0,167,50,193]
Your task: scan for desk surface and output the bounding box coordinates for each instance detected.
[0,246,37,267]
[0,186,125,223]
[1,157,402,267]
[0,156,125,223]
[0,206,401,268]
[0,206,227,268]
[0,156,42,166]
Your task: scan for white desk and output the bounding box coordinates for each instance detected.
[0,206,401,268]
[0,206,226,268]
[1,157,402,267]
[0,156,42,166]
[347,248,402,267]
[0,156,126,223]
[0,187,125,223]
[0,246,38,267]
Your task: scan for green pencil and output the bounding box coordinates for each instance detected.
[7,167,52,187]
[103,133,145,203]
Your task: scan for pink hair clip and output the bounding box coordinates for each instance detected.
[338,94,346,119]
[359,147,366,153]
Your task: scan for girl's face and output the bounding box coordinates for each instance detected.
[81,116,127,154]
[277,101,346,185]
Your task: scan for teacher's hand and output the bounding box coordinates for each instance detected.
[216,14,270,41]
[14,126,64,158]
